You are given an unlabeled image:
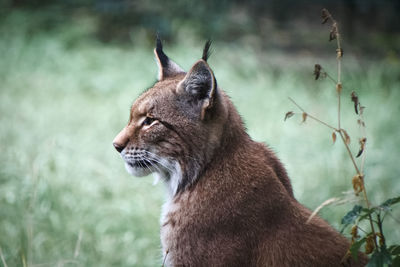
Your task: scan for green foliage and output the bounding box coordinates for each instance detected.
[389,246,400,267]
[367,247,392,267]
[380,197,400,211]
[341,205,362,227]
[342,197,400,265]
[350,238,366,261]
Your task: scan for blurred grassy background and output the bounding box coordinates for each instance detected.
[0,1,399,266]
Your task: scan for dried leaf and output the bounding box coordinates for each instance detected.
[377,232,385,247]
[341,129,350,144]
[365,234,375,254]
[336,83,342,94]
[356,137,366,158]
[302,112,307,123]
[351,225,359,239]
[284,111,295,121]
[352,174,364,196]
[356,149,363,158]
[314,64,322,80]
[351,91,359,114]
[332,132,337,144]
[321,8,331,24]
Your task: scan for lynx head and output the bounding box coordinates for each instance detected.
[113,37,230,196]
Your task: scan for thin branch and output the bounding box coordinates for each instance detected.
[321,70,361,102]
[288,97,306,113]
[334,21,342,135]
[338,132,360,174]
[338,130,378,248]
[338,89,341,129]
[359,106,367,173]
[325,72,337,84]
[356,226,368,235]
[377,213,386,248]
[336,32,342,84]
[288,97,338,131]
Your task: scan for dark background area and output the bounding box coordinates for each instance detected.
[2,0,400,56]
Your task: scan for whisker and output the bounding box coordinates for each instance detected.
[138,155,154,174]
[139,153,169,175]
[144,151,176,173]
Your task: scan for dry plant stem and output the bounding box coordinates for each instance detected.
[359,113,367,173]
[288,97,337,131]
[330,13,379,249]
[335,25,342,133]
[337,130,375,236]
[377,214,387,247]
[338,89,341,129]
[325,72,337,84]
[337,111,378,250]
[289,94,379,248]
[338,132,360,174]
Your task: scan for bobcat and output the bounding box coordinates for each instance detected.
[113,38,367,266]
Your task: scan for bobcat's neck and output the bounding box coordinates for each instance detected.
[159,91,249,197]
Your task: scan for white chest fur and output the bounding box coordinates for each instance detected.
[160,198,179,266]
[155,161,185,266]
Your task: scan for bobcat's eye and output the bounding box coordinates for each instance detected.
[142,117,156,126]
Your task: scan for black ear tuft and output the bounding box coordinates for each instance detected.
[202,40,212,62]
[156,34,169,68]
[154,34,184,80]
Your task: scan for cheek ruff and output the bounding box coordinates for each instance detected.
[121,148,182,193]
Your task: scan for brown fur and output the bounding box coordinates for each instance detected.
[113,40,368,266]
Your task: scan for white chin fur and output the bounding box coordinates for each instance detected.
[122,155,183,196]
[124,163,153,177]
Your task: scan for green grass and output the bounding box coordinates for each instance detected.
[1,11,399,266]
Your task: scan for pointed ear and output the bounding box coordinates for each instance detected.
[179,59,217,119]
[154,36,184,80]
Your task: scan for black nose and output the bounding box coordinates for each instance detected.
[113,142,125,153]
